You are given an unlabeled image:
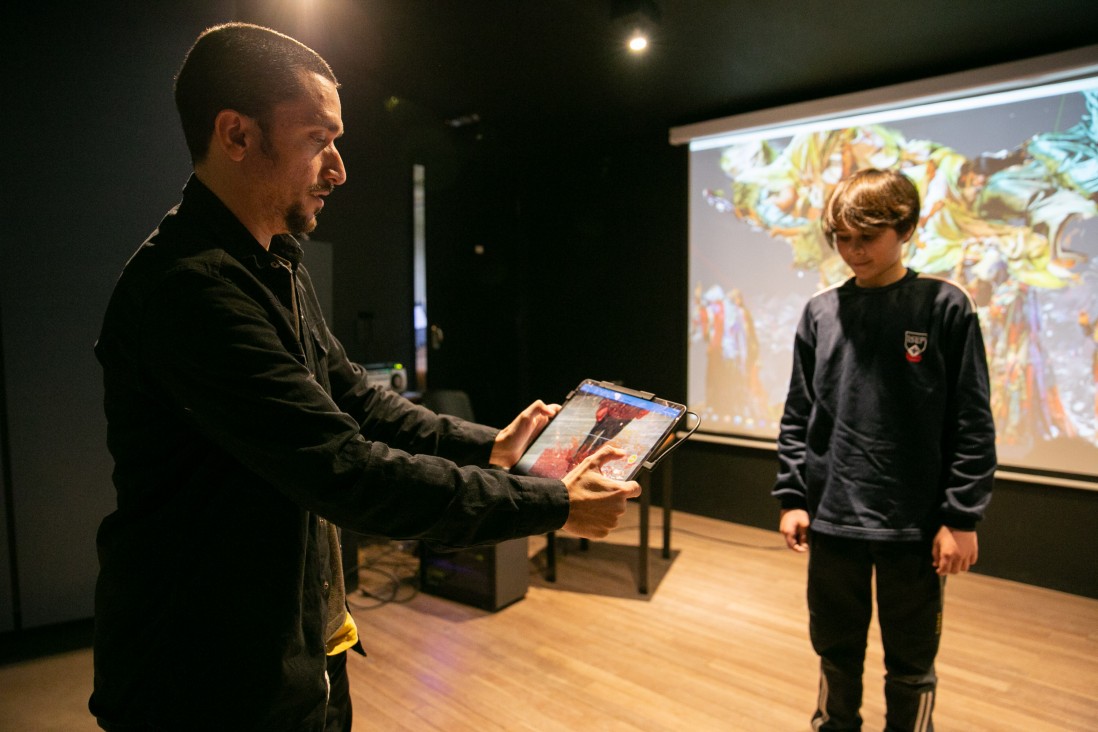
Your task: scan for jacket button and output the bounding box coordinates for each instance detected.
[322,581,330,592]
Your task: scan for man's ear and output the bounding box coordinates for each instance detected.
[211,109,254,162]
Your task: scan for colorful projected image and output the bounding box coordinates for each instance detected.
[689,84,1098,478]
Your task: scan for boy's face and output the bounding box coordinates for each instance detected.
[833,224,909,288]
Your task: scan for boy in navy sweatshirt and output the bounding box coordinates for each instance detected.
[773,168,996,731]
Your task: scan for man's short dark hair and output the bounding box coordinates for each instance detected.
[174,22,338,164]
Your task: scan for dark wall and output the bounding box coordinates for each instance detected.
[1,4,235,629]
[518,129,689,408]
[665,442,1098,599]
[2,4,1095,636]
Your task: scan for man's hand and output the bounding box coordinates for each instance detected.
[560,446,642,539]
[779,508,810,552]
[933,526,978,575]
[489,400,560,469]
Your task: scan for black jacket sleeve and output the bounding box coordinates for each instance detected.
[138,265,568,546]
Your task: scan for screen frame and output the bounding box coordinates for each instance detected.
[670,45,1098,150]
[510,379,687,482]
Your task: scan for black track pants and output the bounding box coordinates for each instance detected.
[807,532,944,732]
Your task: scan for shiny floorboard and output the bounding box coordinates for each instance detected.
[2,505,1095,731]
[348,506,1097,731]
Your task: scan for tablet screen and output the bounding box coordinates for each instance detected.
[510,380,686,481]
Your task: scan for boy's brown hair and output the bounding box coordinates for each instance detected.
[822,168,921,246]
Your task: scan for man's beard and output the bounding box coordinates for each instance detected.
[284,184,333,236]
[285,203,317,236]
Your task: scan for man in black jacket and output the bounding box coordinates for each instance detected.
[90,22,639,732]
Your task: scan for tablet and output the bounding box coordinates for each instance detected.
[510,380,687,482]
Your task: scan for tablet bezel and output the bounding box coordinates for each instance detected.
[510,379,687,482]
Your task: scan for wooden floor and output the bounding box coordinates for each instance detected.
[2,506,1096,730]
[346,506,1098,732]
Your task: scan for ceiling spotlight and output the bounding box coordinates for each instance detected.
[612,0,660,54]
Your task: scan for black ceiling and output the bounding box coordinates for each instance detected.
[238,0,1098,141]
[15,1,1093,150]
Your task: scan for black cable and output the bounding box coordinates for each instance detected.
[345,541,422,610]
[642,411,700,471]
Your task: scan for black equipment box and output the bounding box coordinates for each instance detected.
[419,538,529,611]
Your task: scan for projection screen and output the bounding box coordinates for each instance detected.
[671,45,1098,486]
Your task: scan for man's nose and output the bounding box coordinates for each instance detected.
[324,146,347,187]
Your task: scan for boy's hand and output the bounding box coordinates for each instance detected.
[779,509,810,552]
[933,525,979,575]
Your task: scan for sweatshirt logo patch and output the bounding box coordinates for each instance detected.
[905,331,928,362]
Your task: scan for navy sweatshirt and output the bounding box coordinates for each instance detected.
[773,269,996,541]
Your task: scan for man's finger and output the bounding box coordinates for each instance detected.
[583,444,627,471]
